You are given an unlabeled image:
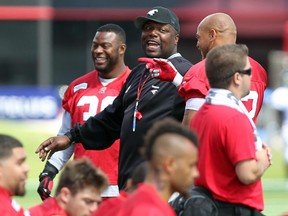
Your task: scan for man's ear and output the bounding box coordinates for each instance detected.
[58,187,71,205]
[232,72,242,86]
[209,29,217,40]
[119,44,127,55]
[163,156,176,175]
[175,34,180,45]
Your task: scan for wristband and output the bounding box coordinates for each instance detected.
[39,161,59,181]
[172,72,183,87]
[64,131,73,142]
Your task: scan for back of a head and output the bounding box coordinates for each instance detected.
[127,161,148,191]
[97,23,126,44]
[205,44,248,89]
[0,134,23,160]
[55,158,108,196]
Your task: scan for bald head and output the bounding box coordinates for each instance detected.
[199,13,237,40]
[196,13,237,58]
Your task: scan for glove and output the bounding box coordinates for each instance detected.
[37,161,58,201]
[138,57,183,87]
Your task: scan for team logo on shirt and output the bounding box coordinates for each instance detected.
[74,83,88,93]
[151,85,159,95]
[99,87,107,94]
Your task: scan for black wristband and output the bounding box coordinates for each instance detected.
[39,161,59,181]
[64,131,73,142]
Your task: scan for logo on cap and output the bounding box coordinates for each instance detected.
[147,9,158,16]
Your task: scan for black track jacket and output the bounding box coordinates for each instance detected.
[70,54,192,189]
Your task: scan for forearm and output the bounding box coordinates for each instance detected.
[236,150,271,184]
[48,144,74,171]
[69,106,122,150]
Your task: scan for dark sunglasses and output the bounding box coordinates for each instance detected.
[238,68,251,76]
[224,67,252,80]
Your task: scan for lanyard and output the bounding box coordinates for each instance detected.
[133,69,151,132]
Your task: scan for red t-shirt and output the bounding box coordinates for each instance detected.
[179,57,267,123]
[191,103,264,210]
[93,191,128,216]
[28,197,67,216]
[63,67,130,184]
[0,187,24,216]
[116,184,176,216]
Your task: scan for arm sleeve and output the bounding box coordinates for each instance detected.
[57,111,72,135]
[185,98,205,111]
[48,110,74,171]
[48,144,75,171]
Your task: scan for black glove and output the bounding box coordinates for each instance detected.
[37,161,58,201]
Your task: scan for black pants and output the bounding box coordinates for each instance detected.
[215,200,265,216]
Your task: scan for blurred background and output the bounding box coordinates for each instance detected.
[0,0,288,215]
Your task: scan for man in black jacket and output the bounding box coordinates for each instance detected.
[36,6,192,190]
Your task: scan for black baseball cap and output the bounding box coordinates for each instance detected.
[135,6,180,33]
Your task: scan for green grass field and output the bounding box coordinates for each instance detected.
[0,120,288,215]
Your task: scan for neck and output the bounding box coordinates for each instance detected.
[145,171,172,202]
[99,62,126,79]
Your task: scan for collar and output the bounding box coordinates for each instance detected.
[168,53,181,60]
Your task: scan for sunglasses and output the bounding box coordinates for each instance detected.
[238,68,251,76]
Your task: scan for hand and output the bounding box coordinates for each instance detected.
[262,143,273,166]
[35,135,71,161]
[37,161,58,201]
[138,57,183,87]
[37,175,54,201]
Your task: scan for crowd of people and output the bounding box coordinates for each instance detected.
[0,5,280,216]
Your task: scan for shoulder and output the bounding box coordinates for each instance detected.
[184,59,206,80]
[248,57,267,82]
[170,56,193,75]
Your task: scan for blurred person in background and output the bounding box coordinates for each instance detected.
[36,6,192,190]
[27,158,108,216]
[115,118,199,216]
[37,23,131,201]
[93,161,148,216]
[0,134,29,216]
[271,71,288,178]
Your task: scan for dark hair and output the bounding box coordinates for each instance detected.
[130,161,148,189]
[143,118,198,161]
[55,158,108,196]
[97,23,126,43]
[0,134,23,160]
[205,44,249,88]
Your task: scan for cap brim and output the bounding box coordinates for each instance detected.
[134,16,167,29]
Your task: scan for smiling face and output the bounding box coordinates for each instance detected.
[0,147,29,196]
[91,31,125,77]
[141,21,179,58]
